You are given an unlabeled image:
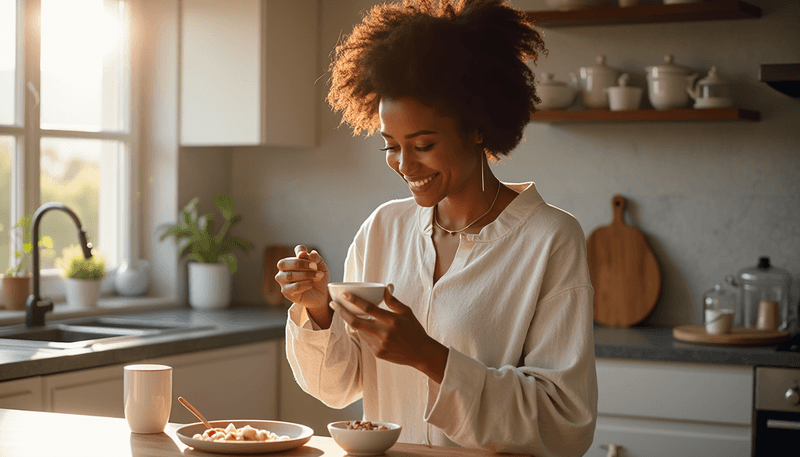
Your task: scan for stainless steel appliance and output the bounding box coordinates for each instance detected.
[753,335,800,456]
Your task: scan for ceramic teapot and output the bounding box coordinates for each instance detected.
[687,66,734,109]
[645,54,698,110]
[572,55,621,109]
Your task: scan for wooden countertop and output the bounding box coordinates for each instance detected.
[0,408,526,457]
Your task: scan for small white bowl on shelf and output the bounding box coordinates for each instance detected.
[327,421,402,456]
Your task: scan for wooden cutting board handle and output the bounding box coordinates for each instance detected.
[587,195,662,327]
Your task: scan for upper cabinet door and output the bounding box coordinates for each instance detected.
[180,0,320,147]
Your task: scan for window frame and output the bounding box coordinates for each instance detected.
[1,0,141,300]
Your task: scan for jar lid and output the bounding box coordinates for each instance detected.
[737,256,793,285]
[646,54,692,77]
[538,73,566,86]
[697,66,727,86]
[581,55,620,75]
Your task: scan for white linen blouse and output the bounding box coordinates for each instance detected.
[286,182,598,456]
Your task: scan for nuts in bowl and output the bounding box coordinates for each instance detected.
[327,420,402,456]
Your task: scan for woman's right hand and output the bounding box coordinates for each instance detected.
[275,245,330,314]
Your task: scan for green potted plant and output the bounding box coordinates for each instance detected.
[159,193,254,309]
[1,216,53,310]
[55,244,106,307]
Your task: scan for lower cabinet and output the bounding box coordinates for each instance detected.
[586,358,753,457]
[150,341,279,424]
[43,364,127,417]
[0,376,43,411]
[2,341,279,423]
[276,338,363,436]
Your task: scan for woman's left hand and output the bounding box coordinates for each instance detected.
[333,285,449,384]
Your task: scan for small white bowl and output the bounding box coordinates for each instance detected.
[327,421,402,456]
[606,86,643,111]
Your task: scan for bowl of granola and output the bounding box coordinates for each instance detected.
[327,420,402,456]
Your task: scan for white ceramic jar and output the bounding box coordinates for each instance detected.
[575,55,621,109]
[645,54,698,110]
[536,73,579,110]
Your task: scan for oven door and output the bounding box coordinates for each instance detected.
[753,367,800,457]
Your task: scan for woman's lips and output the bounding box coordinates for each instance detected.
[406,173,438,191]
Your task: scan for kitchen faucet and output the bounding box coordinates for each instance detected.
[25,203,93,327]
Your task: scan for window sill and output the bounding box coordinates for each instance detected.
[0,296,185,327]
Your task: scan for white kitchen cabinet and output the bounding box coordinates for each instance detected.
[37,341,278,422]
[277,338,363,436]
[0,377,43,411]
[586,358,753,457]
[180,0,319,147]
[149,341,279,424]
[42,364,127,418]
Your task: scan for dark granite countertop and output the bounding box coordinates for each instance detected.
[594,324,800,368]
[0,306,289,382]
[1,307,797,383]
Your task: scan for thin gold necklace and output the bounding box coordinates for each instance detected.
[434,182,501,235]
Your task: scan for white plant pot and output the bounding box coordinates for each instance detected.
[64,278,101,307]
[188,262,232,309]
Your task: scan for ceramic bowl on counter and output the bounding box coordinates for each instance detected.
[328,421,402,456]
[536,73,579,110]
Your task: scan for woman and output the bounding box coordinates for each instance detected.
[275,1,597,455]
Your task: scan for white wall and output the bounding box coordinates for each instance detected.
[223,0,800,328]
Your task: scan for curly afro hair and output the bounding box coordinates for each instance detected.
[326,0,545,159]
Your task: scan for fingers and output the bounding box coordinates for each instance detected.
[294,245,309,258]
[383,284,411,315]
[282,280,315,301]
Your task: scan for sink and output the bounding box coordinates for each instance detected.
[0,318,214,349]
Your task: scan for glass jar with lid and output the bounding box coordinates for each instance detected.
[703,277,739,327]
[736,257,792,330]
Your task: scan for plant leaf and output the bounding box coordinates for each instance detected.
[40,236,53,249]
[220,252,237,274]
[223,237,254,252]
[215,193,236,221]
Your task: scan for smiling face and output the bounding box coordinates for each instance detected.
[379,97,482,208]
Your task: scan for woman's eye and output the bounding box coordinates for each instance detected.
[415,143,435,152]
[380,145,397,152]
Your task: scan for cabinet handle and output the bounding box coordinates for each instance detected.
[767,419,800,430]
[600,442,623,457]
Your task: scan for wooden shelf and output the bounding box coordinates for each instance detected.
[525,1,761,28]
[529,107,761,123]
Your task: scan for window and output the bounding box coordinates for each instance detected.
[1,0,136,297]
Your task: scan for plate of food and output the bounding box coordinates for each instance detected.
[176,420,313,454]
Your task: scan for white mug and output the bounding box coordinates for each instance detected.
[124,364,172,433]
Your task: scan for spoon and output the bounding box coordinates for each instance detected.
[178,396,212,430]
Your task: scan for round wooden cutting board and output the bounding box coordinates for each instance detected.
[673,325,790,346]
[587,195,662,327]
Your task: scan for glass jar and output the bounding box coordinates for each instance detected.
[736,257,792,330]
[703,280,739,327]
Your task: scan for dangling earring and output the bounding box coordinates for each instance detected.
[481,156,485,192]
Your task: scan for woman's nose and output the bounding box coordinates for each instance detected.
[396,148,416,175]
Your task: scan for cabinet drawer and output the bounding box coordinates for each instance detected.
[587,414,751,457]
[597,358,753,425]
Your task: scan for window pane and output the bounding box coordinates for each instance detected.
[0,0,16,125]
[40,0,129,132]
[39,137,121,270]
[0,136,13,271]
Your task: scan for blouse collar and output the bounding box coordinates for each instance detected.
[417,182,545,241]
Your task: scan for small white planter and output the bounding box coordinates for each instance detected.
[64,278,102,307]
[188,262,232,309]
